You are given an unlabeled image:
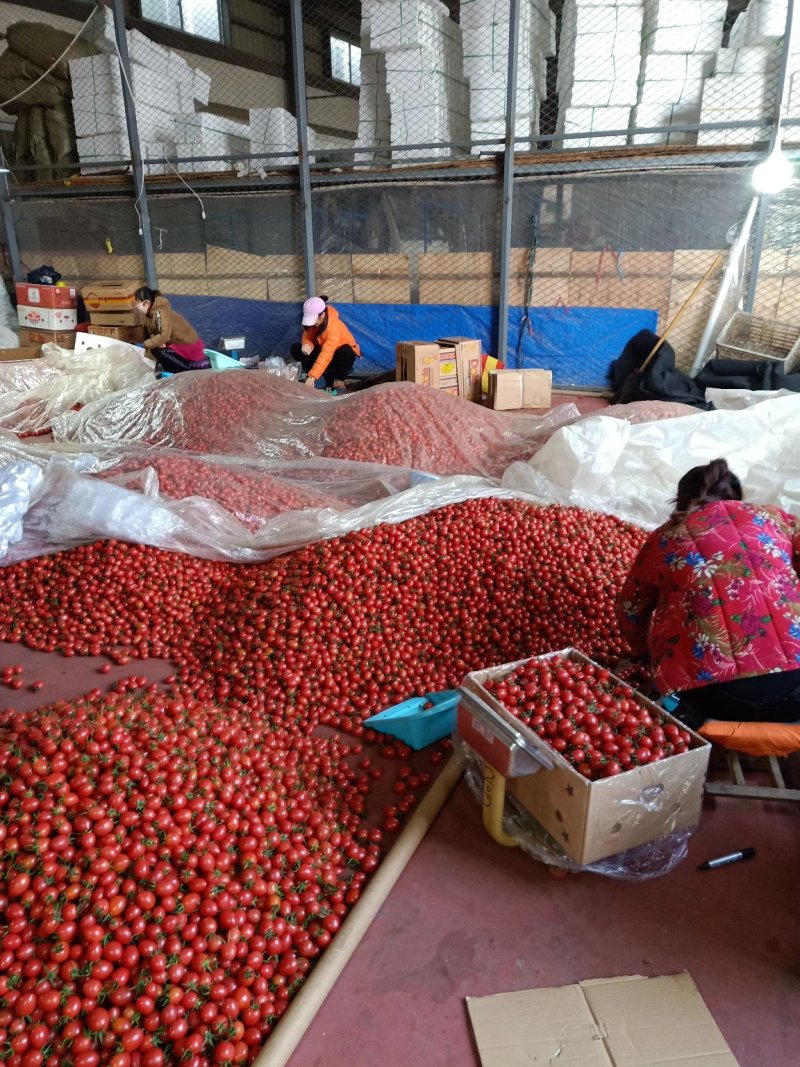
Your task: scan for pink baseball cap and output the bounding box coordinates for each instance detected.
[302,296,326,325]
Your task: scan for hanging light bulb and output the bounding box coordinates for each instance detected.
[752,145,794,195]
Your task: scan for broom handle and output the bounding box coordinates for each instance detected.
[639,252,726,374]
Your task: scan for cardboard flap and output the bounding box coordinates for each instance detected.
[468,975,738,1067]
[467,985,611,1066]
[582,974,739,1066]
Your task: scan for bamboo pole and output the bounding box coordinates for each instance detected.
[639,251,726,374]
[251,755,464,1067]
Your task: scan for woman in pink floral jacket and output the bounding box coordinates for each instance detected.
[618,458,800,726]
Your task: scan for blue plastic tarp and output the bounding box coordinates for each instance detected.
[168,295,657,389]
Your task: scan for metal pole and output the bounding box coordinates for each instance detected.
[745,0,794,312]
[497,0,521,367]
[0,164,23,281]
[289,0,316,297]
[112,0,157,289]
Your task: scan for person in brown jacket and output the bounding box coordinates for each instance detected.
[134,286,210,375]
[291,295,362,389]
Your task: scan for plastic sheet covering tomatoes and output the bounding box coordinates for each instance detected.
[50,373,580,479]
[0,341,152,438]
[0,430,534,564]
[454,736,692,880]
[504,391,800,530]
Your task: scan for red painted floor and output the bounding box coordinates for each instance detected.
[286,779,800,1067]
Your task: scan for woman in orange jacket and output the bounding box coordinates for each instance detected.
[291,295,361,389]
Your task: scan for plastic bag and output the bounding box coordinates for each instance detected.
[0,459,42,556]
[455,736,692,881]
[52,374,581,479]
[260,356,300,380]
[0,343,152,438]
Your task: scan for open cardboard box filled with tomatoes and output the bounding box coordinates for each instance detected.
[457,649,711,866]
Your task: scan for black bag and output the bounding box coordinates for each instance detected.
[27,264,61,285]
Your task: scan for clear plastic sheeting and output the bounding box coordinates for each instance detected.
[0,342,153,438]
[7,462,527,564]
[455,736,691,882]
[0,460,43,557]
[503,393,800,530]
[52,375,582,479]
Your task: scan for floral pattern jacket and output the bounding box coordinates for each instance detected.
[618,500,800,695]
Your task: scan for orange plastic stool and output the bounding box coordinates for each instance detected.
[699,720,800,800]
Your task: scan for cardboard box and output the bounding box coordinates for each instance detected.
[439,336,483,400]
[396,341,458,390]
[0,346,40,362]
[87,323,146,343]
[15,283,78,309]
[88,310,140,326]
[17,305,78,331]
[19,327,76,349]
[467,972,739,1066]
[81,280,139,312]
[458,650,710,865]
[489,369,552,410]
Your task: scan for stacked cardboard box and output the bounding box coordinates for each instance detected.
[16,283,79,350]
[82,281,144,343]
[396,337,482,400]
[556,0,643,148]
[488,368,552,410]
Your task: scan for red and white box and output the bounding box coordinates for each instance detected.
[15,283,78,309]
[17,305,78,331]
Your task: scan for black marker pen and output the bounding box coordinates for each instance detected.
[698,847,756,870]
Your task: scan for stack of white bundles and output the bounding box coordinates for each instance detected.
[250,108,299,169]
[728,0,790,48]
[697,71,775,146]
[69,27,214,174]
[355,48,392,165]
[556,0,643,148]
[172,113,251,174]
[357,0,470,164]
[635,0,729,146]
[465,0,558,150]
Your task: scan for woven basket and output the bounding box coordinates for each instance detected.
[715,311,800,372]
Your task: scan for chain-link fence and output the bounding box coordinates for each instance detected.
[0,0,797,380]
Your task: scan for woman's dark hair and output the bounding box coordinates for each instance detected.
[672,458,743,516]
[134,286,161,305]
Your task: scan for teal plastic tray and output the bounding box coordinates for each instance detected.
[367,690,459,750]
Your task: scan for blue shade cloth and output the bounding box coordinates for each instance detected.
[168,295,658,390]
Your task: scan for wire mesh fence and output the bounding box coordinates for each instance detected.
[0,0,797,377]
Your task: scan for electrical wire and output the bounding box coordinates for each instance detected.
[162,153,207,220]
[0,5,97,111]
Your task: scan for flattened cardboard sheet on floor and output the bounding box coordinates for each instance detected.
[467,972,739,1067]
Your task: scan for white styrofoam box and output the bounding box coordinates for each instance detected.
[558,104,632,147]
[561,78,640,108]
[364,0,460,50]
[631,101,699,144]
[729,0,789,47]
[383,45,429,74]
[640,52,715,83]
[638,78,705,107]
[134,103,181,142]
[560,3,634,38]
[696,121,768,145]
[643,0,729,29]
[558,51,641,90]
[72,96,126,138]
[76,133,131,172]
[127,29,171,76]
[701,72,772,112]
[714,43,783,76]
[191,68,212,107]
[173,112,250,142]
[250,107,297,147]
[69,53,124,97]
[568,30,643,65]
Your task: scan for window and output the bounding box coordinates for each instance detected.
[140,0,222,43]
[330,35,360,86]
